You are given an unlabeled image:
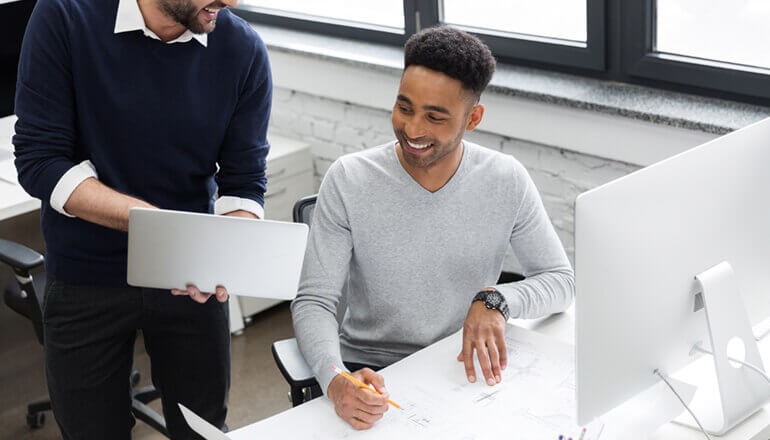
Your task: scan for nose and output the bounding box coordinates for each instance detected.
[403,118,426,140]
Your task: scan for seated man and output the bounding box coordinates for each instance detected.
[291,26,574,430]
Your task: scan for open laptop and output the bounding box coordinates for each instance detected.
[127,207,308,299]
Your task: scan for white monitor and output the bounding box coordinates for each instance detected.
[575,117,770,431]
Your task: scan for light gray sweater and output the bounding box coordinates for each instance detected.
[291,141,574,394]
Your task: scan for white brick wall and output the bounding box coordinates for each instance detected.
[269,87,640,267]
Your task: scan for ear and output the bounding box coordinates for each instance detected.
[465,104,485,132]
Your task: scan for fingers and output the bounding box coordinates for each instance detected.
[358,368,388,395]
[215,285,228,303]
[498,333,508,371]
[169,285,212,303]
[328,370,388,430]
[461,335,477,383]
[462,302,508,386]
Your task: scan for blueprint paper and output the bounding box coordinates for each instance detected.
[229,325,603,440]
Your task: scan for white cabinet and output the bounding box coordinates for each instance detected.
[235,134,314,325]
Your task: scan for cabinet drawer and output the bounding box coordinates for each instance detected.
[264,171,315,221]
[266,149,312,182]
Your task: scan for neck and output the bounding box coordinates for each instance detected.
[396,142,464,193]
[136,0,187,42]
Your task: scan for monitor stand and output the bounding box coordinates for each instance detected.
[675,261,770,435]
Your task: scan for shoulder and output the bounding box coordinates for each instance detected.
[464,141,528,181]
[324,143,395,186]
[211,10,268,59]
[336,143,394,176]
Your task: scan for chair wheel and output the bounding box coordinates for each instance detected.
[130,370,141,387]
[26,411,45,429]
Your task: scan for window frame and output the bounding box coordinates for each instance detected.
[232,1,412,46]
[620,0,770,104]
[233,0,770,106]
[434,0,606,71]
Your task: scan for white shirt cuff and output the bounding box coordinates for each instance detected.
[50,160,98,217]
[214,195,264,219]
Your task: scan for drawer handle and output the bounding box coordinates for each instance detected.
[265,187,288,200]
[266,168,287,180]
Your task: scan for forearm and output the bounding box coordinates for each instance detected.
[63,177,155,232]
[291,302,346,394]
[495,268,574,319]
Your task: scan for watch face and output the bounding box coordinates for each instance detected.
[486,292,502,308]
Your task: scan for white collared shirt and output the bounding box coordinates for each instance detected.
[50,0,265,219]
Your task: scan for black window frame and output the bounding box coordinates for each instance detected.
[620,0,770,104]
[233,0,770,106]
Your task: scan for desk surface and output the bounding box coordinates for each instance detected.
[0,115,39,222]
[228,308,770,440]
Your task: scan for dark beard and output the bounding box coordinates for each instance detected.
[158,0,208,35]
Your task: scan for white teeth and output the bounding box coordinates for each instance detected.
[408,141,430,150]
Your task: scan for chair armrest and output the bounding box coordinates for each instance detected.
[271,338,318,388]
[0,239,44,272]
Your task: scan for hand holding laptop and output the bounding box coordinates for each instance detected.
[167,209,257,304]
[127,207,308,301]
[171,284,229,303]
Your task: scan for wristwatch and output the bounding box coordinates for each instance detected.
[472,289,510,321]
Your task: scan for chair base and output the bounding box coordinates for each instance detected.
[19,371,168,436]
[26,398,51,429]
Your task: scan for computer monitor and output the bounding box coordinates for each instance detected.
[575,117,770,432]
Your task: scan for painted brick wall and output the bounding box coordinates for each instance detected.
[269,87,640,269]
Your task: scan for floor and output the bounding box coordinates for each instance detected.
[0,297,296,440]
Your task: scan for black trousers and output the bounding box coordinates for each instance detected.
[42,278,230,440]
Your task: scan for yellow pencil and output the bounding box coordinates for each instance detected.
[332,365,402,409]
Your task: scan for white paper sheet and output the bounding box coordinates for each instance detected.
[228,325,604,440]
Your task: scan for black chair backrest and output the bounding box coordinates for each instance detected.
[292,194,317,226]
[0,239,46,344]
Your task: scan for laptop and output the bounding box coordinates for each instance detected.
[127,207,308,299]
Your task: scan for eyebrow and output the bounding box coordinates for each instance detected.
[397,95,452,116]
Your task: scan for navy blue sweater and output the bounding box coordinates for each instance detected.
[13,0,272,285]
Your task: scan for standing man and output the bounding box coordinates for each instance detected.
[292,26,574,430]
[13,0,271,438]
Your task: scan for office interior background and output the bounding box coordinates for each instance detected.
[1,0,769,438]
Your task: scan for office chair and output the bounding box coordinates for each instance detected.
[271,195,525,407]
[272,194,324,406]
[0,239,169,436]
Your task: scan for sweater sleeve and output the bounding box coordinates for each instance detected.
[13,0,79,202]
[215,34,272,209]
[290,160,354,395]
[495,161,575,318]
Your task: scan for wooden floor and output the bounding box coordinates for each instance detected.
[0,298,296,440]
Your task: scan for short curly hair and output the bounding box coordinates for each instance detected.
[404,26,496,101]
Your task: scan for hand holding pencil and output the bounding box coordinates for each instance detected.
[327,365,397,430]
[332,366,402,409]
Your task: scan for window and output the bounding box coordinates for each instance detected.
[621,1,770,103]
[655,0,770,70]
[238,0,404,31]
[442,0,587,45]
[234,1,770,105]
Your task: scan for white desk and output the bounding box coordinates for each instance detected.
[0,115,39,221]
[225,308,770,439]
